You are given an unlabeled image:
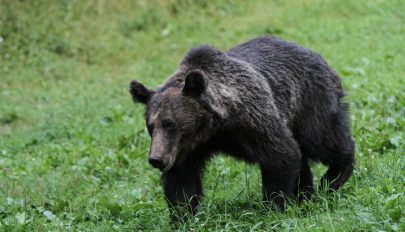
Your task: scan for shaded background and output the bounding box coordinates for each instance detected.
[0,0,404,231]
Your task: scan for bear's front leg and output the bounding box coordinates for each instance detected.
[260,136,301,210]
[161,159,205,222]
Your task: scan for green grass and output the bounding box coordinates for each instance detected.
[0,0,404,231]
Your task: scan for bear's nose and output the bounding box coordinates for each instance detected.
[149,157,163,169]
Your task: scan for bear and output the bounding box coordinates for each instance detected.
[129,36,355,219]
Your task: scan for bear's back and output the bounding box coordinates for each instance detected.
[227,36,343,124]
[175,36,343,126]
[227,36,324,76]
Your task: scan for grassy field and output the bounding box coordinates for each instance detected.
[0,0,404,231]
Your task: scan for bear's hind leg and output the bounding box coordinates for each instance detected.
[259,136,301,210]
[320,147,355,191]
[261,165,298,210]
[320,108,355,191]
[294,158,314,201]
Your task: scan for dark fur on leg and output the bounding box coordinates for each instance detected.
[161,158,206,223]
[294,158,314,201]
[261,165,298,210]
[320,145,355,191]
[319,107,356,191]
[255,131,301,210]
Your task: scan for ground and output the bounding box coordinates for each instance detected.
[0,0,404,231]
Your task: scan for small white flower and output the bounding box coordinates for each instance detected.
[43,210,57,221]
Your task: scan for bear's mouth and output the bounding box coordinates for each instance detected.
[161,159,175,173]
[148,147,179,173]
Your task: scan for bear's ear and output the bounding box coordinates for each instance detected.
[182,71,207,97]
[129,80,154,104]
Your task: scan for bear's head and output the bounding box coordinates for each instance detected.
[129,71,214,172]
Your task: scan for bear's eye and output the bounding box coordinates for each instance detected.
[162,120,176,132]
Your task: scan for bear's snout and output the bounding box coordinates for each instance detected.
[149,157,163,169]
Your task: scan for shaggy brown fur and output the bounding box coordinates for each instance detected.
[130,36,355,220]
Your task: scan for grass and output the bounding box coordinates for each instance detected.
[0,0,404,231]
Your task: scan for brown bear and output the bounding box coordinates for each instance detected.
[129,36,355,219]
